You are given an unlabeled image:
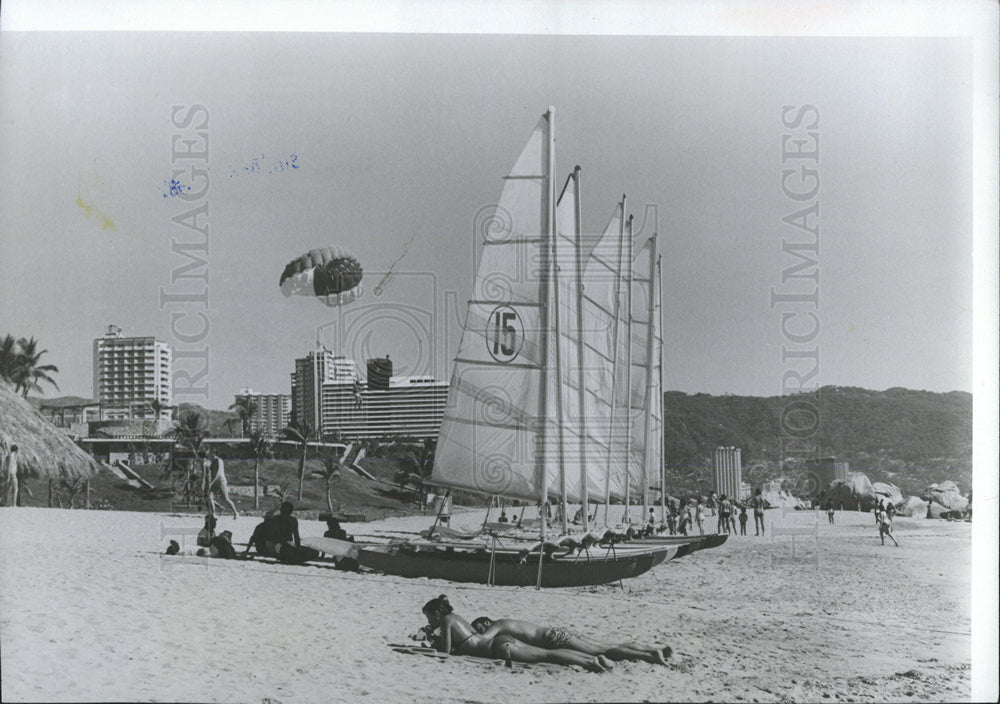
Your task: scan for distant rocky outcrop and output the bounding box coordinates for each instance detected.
[760,485,810,510]
[921,481,969,514]
[872,481,904,508]
[822,472,879,511]
[897,495,930,517]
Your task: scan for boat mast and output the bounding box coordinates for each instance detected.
[640,235,658,519]
[572,167,589,532]
[602,195,626,528]
[657,253,666,526]
[536,106,556,589]
[553,168,568,538]
[623,214,634,523]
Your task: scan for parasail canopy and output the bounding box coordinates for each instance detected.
[279,246,364,307]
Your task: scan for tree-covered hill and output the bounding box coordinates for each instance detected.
[662,386,972,497]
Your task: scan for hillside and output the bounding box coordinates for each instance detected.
[662,385,972,497]
[26,385,972,507]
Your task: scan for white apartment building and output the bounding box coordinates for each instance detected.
[234,388,292,437]
[92,325,172,419]
[290,349,447,439]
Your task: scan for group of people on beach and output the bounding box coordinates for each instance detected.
[419,594,671,672]
[165,501,359,567]
[659,490,766,538]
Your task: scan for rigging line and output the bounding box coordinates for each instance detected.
[374,225,421,295]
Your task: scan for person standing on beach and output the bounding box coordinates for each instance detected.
[3,444,19,507]
[206,447,238,520]
[877,505,899,547]
[752,489,765,536]
[677,502,688,535]
[718,495,732,534]
[738,505,748,535]
[694,499,705,536]
[826,502,835,525]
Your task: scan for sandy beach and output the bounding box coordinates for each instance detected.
[0,506,972,703]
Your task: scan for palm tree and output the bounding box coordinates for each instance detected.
[0,335,60,397]
[168,409,210,502]
[0,334,19,381]
[229,397,259,437]
[319,453,344,514]
[247,429,270,510]
[281,420,314,501]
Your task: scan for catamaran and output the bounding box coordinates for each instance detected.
[305,108,680,587]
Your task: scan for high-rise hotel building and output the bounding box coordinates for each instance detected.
[234,388,291,437]
[290,348,447,440]
[92,325,172,419]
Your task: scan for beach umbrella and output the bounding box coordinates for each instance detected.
[0,382,98,480]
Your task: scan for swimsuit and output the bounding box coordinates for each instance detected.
[451,631,477,655]
[490,634,517,659]
[542,626,579,649]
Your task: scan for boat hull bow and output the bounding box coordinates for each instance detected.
[355,542,674,588]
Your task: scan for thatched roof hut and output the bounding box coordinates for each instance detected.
[0,383,98,479]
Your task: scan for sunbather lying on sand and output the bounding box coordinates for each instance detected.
[421,595,613,672]
[471,616,670,665]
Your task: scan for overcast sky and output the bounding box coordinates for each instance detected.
[0,29,976,407]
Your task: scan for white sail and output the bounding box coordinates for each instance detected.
[547,168,592,506]
[581,201,631,505]
[630,235,660,508]
[432,112,554,502]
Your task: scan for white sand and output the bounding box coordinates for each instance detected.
[0,506,971,702]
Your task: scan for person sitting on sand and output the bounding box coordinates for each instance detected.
[324,517,353,542]
[421,595,613,672]
[243,513,279,557]
[197,514,217,547]
[470,616,670,665]
[207,530,238,559]
[274,501,301,548]
[206,448,238,520]
[272,501,319,565]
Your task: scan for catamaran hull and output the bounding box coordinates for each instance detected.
[355,543,675,587]
[623,533,729,557]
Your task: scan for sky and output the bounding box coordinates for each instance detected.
[0,25,979,409]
